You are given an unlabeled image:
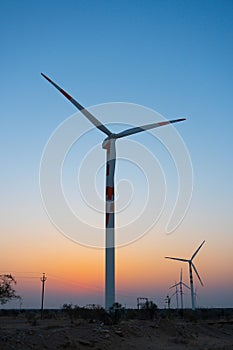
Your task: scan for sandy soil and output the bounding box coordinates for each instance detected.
[0,315,233,349]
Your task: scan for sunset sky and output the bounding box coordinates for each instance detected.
[1,0,233,309]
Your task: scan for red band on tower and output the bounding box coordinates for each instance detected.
[106,186,114,200]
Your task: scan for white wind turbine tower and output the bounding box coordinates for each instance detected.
[169,269,190,310]
[194,287,199,308]
[41,73,186,311]
[165,240,205,311]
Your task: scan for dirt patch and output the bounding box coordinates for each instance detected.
[0,315,233,349]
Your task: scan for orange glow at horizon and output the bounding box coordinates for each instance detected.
[2,222,233,308]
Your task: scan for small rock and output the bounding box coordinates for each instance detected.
[115,330,124,337]
[78,338,93,346]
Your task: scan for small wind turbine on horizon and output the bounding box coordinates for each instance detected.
[41,73,186,311]
[169,282,179,309]
[165,240,205,311]
[169,269,190,310]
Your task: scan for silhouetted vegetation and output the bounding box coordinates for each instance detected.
[0,274,20,305]
[1,306,233,325]
[62,303,109,323]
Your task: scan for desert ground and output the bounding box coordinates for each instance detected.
[0,309,233,350]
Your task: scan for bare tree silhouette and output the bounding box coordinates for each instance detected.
[0,274,20,305]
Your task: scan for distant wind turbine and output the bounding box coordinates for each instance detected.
[165,240,205,310]
[169,282,179,309]
[41,73,186,311]
[169,269,190,310]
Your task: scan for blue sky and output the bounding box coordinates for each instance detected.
[1,0,233,308]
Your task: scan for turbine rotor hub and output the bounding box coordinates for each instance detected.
[102,135,117,149]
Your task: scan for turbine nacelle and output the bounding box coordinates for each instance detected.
[102,136,117,150]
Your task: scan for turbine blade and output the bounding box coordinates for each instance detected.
[182,282,190,289]
[192,262,204,286]
[171,291,177,298]
[169,282,179,289]
[180,268,183,283]
[191,240,205,261]
[114,118,186,139]
[165,257,188,262]
[41,73,112,137]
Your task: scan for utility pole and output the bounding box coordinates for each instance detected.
[40,273,47,320]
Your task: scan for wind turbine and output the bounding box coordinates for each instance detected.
[169,269,190,310]
[169,281,179,309]
[165,240,205,311]
[41,73,186,311]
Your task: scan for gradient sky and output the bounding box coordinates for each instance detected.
[1,0,233,309]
